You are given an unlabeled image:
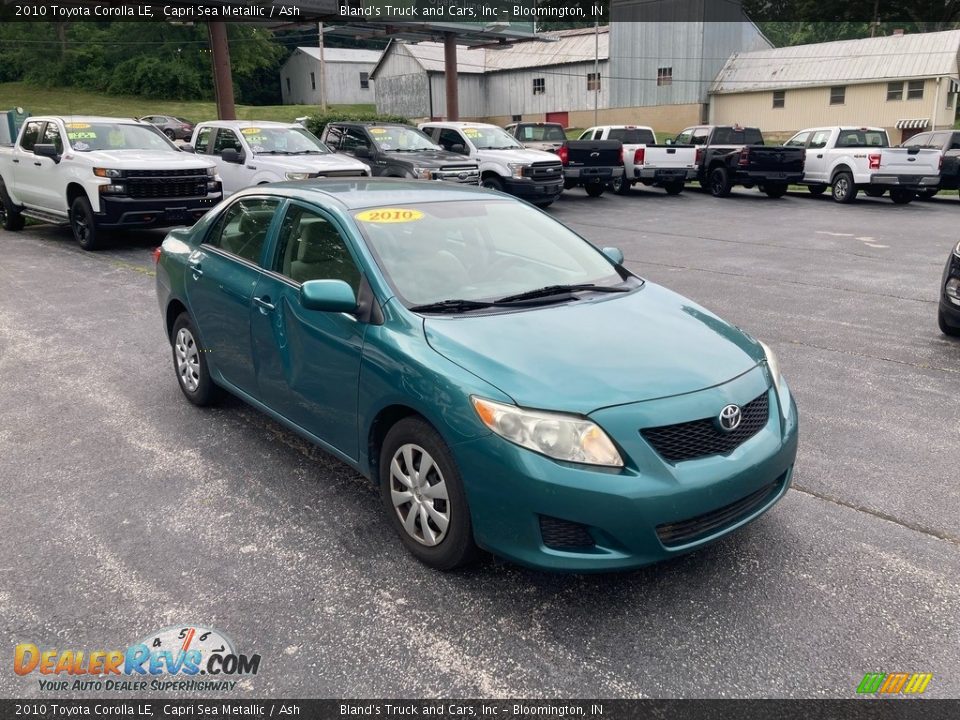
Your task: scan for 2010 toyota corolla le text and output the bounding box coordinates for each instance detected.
[154,179,798,572]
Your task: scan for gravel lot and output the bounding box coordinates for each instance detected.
[1,185,958,699]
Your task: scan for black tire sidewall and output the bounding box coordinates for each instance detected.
[832,173,856,203]
[0,180,25,231]
[70,195,100,250]
[170,312,218,406]
[710,167,730,197]
[379,417,477,571]
[481,176,504,192]
[585,183,604,197]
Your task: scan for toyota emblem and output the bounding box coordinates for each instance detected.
[718,404,742,432]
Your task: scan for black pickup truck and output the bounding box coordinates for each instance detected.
[676,125,805,198]
[900,129,960,198]
[557,139,623,197]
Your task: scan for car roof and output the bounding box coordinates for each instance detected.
[328,121,410,128]
[33,116,149,124]
[420,121,497,129]
[197,120,299,129]
[231,177,495,211]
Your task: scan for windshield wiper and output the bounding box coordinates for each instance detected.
[408,299,499,313]
[290,150,324,155]
[494,284,630,304]
[255,150,294,154]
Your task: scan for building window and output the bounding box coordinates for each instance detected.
[948,92,955,109]
[310,72,316,91]
[830,86,846,105]
[887,82,903,101]
[511,114,521,122]
[772,90,785,108]
[907,80,924,100]
[360,72,369,90]
[657,67,673,87]
[587,72,600,92]
[532,77,545,95]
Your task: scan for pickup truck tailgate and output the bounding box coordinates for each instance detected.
[564,140,622,168]
[644,146,697,168]
[880,147,941,175]
[744,146,805,173]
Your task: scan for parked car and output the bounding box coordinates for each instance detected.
[899,129,960,199]
[557,139,623,197]
[140,115,194,141]
[676,125,805,198]
[419,121,563,207]
[939,240,960,337]
[578,125,698,195]
[0,116,221,250]
[187,121,370,197]
[155,178,798,572]
[320,122,479,184]
[785,126,942,204]
[504,122,568,153]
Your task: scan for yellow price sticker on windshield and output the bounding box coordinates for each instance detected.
[65,123,91,129]
[463,128,481,137]
[355,208,424,223]
[369,128,387,134]
[241,127,262,135]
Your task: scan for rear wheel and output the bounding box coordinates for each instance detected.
[164,129,176,140]
[585,182,605,197]
[807,184,828,196]
[939,308,960,337]
[831,172,857,203]
[0,179,25,231]
[663,181,684,195]
[709,167,732,197]
[763,183,788,198]
[890,188,915,204]
[70,195,102,250]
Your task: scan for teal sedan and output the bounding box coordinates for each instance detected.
[155,179,798,572]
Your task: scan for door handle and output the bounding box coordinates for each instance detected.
[33,162,42,167]
[254,296,275,312]
[188,262,203,278]
[817,154,823,158]
[12,158,19,164]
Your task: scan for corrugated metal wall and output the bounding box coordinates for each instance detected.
[483,63,610,117]
[280,50,376,106]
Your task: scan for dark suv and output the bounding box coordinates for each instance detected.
[320,122,479,184]
[940,240,960,337]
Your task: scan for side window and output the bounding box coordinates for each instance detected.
[341,128,370,153]
[194,127,212,154]
[675,130,693,144]
[42,122,63,154]
[785,131,810,148]
[437,128,465,151]
[808,131,831,149]
[929,132,949,148]
[273,205,360,291]
[951,133,960,151]
[692,129,710,145]
[578,129,594,140]
[206,198,280,265]
[20,121,42,151]
[907,132,929,146]
[213,129,242,155]
[324,126,343,150]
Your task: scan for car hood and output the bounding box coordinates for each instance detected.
[384,150,477,166]
[77,150,216,169]
[423,283,763,414]
[254,153,369,173]
[477,148,561,164]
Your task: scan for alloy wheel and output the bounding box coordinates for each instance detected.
[389,443,450,546]
[175,327,201,393]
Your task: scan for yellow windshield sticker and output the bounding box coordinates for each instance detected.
[463,128,481,137]
[355,208,424,223]
[369,128,387,134]
[65,123,91,129]
[68,131,97,140]
[241,127,262,135]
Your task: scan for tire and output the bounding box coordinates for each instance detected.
[663,181,684,195]
[585,182,605,197]
[709,167,732,197]
[563,179,577,190]
[609,175,631,195]
[864,187,886,198]
[481,176,504,192]
[170,312,222,407]
[532,200,554,209]
[0,179,25,231]
[69,195,102,250]
[890,188,915,205]
[698,178,710,193]
[831,172,857,203]
[939,308,960,337]
[919,188,939,200]
[164,129,176,140]
[763,183,787,198]
[807,184,827,196]
[379,417,478,571]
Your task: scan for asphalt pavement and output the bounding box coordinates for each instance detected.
[1,184,958,699]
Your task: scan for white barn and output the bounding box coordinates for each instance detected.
[280,47,380,106]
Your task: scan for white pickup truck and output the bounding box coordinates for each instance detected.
[188,121,370,197]
[784,126,942,204]
[0,115,221,249]
[419,121,564,207]
[577,125,699,195]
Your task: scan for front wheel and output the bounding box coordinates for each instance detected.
[0,179,25,231]
[890,188,915,205]
[763,183,788,198]
[585,182,605,197]
[70,195,102,250]
[170,313,222,406]
[831,172,857,203]
[663,181,684,195]
[164,129,176,140]
[807,184,827,196]
[939,308,960,337]
[709,167,732,197]
[380,417,478,570]
[480,176,504,192]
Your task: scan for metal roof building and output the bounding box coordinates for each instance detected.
[281,47,381,106]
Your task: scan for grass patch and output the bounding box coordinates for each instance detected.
[0,82,375,124]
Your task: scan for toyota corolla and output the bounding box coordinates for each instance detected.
[155,179,798,572]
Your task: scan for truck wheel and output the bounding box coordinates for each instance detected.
[709,167,732,197]
[481,176,504,192]
[663,181,684,195]
[0,179,25,231]
[532,200,554,209]
[763,183,788,198]
[585,183,605,197]
[808,184,827,196]
[890,188,915,205]
[70,195,102,250]
[831,172,857,203]
[864,187,886,198]
[563,179,577,190]
[918,188,939,200]
[939,308,960,337]
[609,176,631,195]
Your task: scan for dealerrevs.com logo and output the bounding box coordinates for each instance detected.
[856,673,933,695]
[14,625,261,692]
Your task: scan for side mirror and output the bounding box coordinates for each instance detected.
[221,148,244,164]
[300,279,358,314]
[602,246,624,265]
[450,143,466,154]
[34,143,60,162]
[353,146,371,158]
[180,144,195,153]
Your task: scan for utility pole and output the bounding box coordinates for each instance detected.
[208,22,236,120]
[594,21,599,126]
[318,22,327,112]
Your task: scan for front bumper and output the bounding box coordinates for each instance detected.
[454,367,799,572]
[96,192,222,228]
[504,177,564,200]
[869,174,940,189]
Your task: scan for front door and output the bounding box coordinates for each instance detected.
[212,128,248,195]
[803,129,833,183]
[186,196,281,396]
[250,201,366,460]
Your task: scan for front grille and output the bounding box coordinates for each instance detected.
[655,480,780,547]
[641,392,770,463]
[125,168,208,179]
[311,170,367,178]
[434,166,480,184]
[126,177,209,199]
[539,516,595,550]
[525,162,563,182]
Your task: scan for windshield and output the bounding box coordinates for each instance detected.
[369,126,440,152]
[241,127,330,154]
[353,200,624,307]
[463,126,523,150]
[518,125,567,142]
[65,122,177,152]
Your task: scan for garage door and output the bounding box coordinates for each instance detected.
[546,111,569,127]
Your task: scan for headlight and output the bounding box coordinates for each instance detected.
[759,341,790,420]
[206,167,216,177]
[507,163,528,179]
[93,168,122,178]
[285,172,310,180]
[471,397,623,467]
[98,183,126,194]
[411,166,433,180]
[953,240,960,257]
